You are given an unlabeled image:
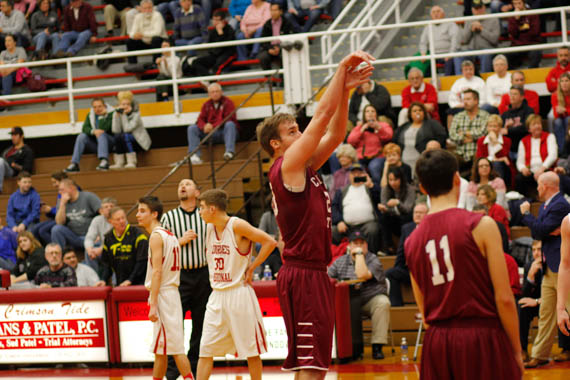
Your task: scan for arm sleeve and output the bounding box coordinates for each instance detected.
[542,133,558,169]
[25,249,46,281]
[84,265,100,286]
[62,267,77,287]
[99,244,112,282]
[88,7,97,35]
[480,19,499,46]
[368,85,391,115]
[331,190,344,225]
[418,27,428,55]
[6,197,16,228]
[3,12,26,34]
[23,192,41,227]
[522,206,569,239]
[84,217,99,249]
[123,112,143,133]
[448,116,463,144]
[516,141,526,172]
[397,187,416,215]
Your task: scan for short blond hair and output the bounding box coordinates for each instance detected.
[117,91,134,103]
[526,114,542,129]
[336,144,358,163]
[487,114,503,128]
[383,142,401,156]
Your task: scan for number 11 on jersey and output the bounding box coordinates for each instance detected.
[425,235,455,286]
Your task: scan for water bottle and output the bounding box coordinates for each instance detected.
[400,337,409,363]
[263,265,272,281]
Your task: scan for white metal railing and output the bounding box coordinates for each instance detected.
[321,0,401,76]
[0,5,568,127]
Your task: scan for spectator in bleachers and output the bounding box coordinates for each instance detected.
[477,183,510,238]
[65,98,115,172]
[30,171,67,245]
[476,115,512,182]
[552,72,570,157]
[502,85,534,154]
[379,143,412,187]
[449,89,490,173]
[0,215,17,270]
[14,0,36,20]
[515,114,557,199]
[328,229,390,360]
[62,247,99,287]
[83,197,115,272]
[348,79,396,128]
[103,0,136,37]
[329,143,357,197]
[97,207,148,286]
[53,0,97,58]
[126,0,167,64]
[110,91,151,169]
[257,3,294,72]
[30,0,59,60]
[485,55,511,114]
[456,0,500,74]
[34,243,76,287]
[518,239,543,363]
[52,178,101,257]
[386,202,428,307]
[546,46,570,94]
[159,0,220,22]
[466,156,509,211]
[398,68,439,126]
[183,10,236,77]
[0,33,26,97]
[173,0,207,56]
[284,0,328,34]
[519,172,570,367]
[490,0,511,14]
[393,102,447,173]
[155,40,180,102]
[418,5,459,76]
[507,0,542,69]
[236,0,270,61]
[0,0,31,49]
[331,163,381,254]
[347,105,393,186]
[378,165,416,255]
[187,83,238,164]
[447,60,488,128]
[6,171,40,234]
[499,70,540,115]
[228,0,251,30]
[10,231,46,286]
[0,126,34,193]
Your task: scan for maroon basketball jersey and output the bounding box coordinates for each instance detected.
[269,157,332,266]
[404,208,499,325]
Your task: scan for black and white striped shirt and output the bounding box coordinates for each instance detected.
[161,206,207,270]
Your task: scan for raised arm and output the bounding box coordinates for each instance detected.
[557,215,570,335]
[282,51,374,179]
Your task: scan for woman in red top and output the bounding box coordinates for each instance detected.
[347,104,393,185]
[552,72,570,156]
[477,184,510,239]
[476,115,512,183]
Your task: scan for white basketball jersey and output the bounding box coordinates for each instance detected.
[144,227,181,290]
[205,217,252,289]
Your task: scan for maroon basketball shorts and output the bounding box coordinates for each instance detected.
[276,261,335,371]
[421,318,522,380]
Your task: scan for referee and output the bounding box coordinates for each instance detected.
[161,178,210,379]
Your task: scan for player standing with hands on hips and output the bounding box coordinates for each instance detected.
[256,50,374,379]
[137,196,195,380]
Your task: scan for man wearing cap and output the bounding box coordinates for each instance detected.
[332,162,381,253]
[328,229,390,360]
[0,127,34,193]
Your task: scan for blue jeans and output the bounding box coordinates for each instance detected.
[0,157,14,191]
[31,220,56,245]
[284,7,323,33]
[454,54,493,74]
[33,31,61,54]
[480,104,499,115]
[157,0,179,20]
[2,71,16,96]
[51,225,84,253]
[554,117,569,156]
[236,27,263,61]
[0,256,15,271]
[71,132,115,164]
[174,36,203,57]
[56,30,92,55]
[359,156,385,186]
[115,133,139,153]
[187,121,237,157]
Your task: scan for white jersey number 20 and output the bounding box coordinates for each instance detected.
[425,235,455,286]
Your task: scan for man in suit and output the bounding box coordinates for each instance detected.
[520,171,570,367]
[386,203,428,307]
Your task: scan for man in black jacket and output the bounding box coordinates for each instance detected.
[184,10,235,77]
[0,127,34,194]
[385,203,427,306]
[348,79,396,127]
[257,3,294,71]
[502,85,534,154]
